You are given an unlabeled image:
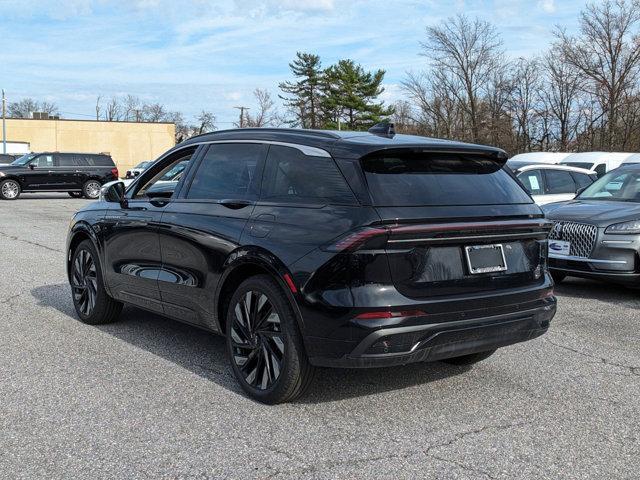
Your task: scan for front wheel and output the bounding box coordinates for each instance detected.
[441,349,497,366]
[70,240,122,324]
[226,275,315,404]
[82,180,102,199]
[0,179,21,200]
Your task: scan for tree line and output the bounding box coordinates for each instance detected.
[8,0,640,154]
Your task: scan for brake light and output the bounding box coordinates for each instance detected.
[355,310,427,320]
[111,167,119,179]
[322,227,389,252]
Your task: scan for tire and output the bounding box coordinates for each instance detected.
[551,271,566,284]
[82,180,102,199]
[441,349,497,366]
[68,192,84,198]
[70,239,123,325]
[226,275,316,404]
[0,179,21,200]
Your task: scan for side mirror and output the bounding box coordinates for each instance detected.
[101,181,127,207]
[29,164,35,170]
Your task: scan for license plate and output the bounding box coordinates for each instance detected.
[464,244,508,274]
[549,240,571,256]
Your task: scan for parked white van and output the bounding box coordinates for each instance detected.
[560,152,635,177]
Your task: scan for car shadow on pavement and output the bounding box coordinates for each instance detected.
[31,283,472,404]
[555,276,640,308]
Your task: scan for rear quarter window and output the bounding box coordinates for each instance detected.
[262,145,357,205]
[87,155,115,166]
[361,152,532,206]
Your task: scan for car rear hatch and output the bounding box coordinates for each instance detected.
[359,148,551,299]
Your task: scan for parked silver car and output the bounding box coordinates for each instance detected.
[542,164,640,286]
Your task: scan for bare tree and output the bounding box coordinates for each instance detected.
[556,0,640,149]
[142,103,167,122]
[8,98,58,118]
[509,58,541,153]
[122,94,142,121]
[195,111,216,134]
[421,14,504,143]
[246,89,276,127]
[104,97,121,121]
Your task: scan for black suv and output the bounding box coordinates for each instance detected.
[65,127,556,403]
[0,152,118,200]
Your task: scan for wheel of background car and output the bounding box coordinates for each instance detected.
[68,192,84,198]
[70,240,123,325]
[226,274,316,404]
[441,349,497,366]
[0,179,21,200]
[82,180,102,199]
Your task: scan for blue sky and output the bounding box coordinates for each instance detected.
[0,0,585,126]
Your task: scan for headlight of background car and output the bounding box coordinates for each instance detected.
[605,220,640,234]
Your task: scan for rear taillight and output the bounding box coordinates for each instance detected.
[321,227,389,252]
[111,167,119,179]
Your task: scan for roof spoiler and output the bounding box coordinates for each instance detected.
[368,122,395,138]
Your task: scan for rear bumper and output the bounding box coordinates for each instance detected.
[308,300,556,368]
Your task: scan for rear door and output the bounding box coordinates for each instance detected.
[543,169,577,203]
[156,142,267,329]
[55,153,82,188]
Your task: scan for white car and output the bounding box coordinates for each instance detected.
[124,161,153,180]
[510,164,597,205]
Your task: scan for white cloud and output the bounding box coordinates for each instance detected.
[233,0,335,14]
[538,0,556,13]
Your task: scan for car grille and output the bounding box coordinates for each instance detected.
[549,221,597,258]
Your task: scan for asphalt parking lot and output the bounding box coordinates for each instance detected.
[1,194,639,479]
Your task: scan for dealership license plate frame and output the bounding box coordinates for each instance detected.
[549,239,571,256]
[464,244,508,275]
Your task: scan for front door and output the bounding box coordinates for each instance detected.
[22,154,55,190]
[101,146,199,313]
[156,142,267,330]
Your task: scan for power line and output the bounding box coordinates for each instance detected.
[234,106,249,128]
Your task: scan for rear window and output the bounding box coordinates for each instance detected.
[361,152,532,206]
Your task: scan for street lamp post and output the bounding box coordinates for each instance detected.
[2,89,6,154]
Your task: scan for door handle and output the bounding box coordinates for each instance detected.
[219,199,253,210]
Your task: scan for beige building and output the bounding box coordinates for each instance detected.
[1,118,175,172]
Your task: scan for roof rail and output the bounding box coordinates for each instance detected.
[187,127,342,142]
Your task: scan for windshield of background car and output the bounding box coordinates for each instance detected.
[578,169,640,202]
[361,152,532,206]
[135,161,152,169]
[11,154,36,166]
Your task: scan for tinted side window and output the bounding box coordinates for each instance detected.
[57,154,76,167]
[571,172,593,189]
[186,144,266,200]
[517,169,544,195]
[34,155,54,167]
[262,145,357,205]
[545,170,576,194]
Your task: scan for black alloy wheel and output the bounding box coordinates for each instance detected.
[226,275,315,404]
[230,290,285,390]
[71,248,98,316]
[70,240,122,325]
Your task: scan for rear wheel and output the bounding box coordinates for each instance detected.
[0,179,21,200]
[68,192,83,198]
[551,271,566,284]
[82,180,102,199]
[226,275,315,404]
[70,240,122,325]
[441,349,497,366]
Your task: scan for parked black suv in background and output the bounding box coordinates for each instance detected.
[0,152,118,200]
[66,127,556,403]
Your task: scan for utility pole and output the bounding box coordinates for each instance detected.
[234,106,249,128]
[2,89,6,154]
